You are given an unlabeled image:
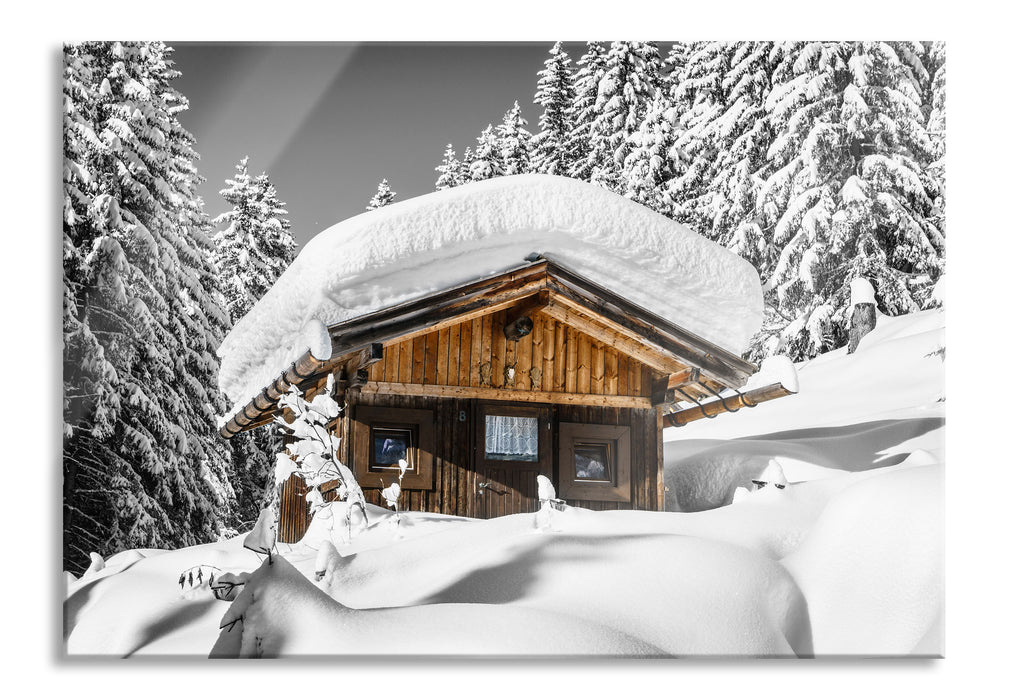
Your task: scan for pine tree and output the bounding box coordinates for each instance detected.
[496,102,532,176]
[212,159,297,322]
[63,41,235,574]
[568,42,609,180]
[434,144,466,190]
[460,146,475,183]
[666,42,778,272]
[210,158,297,527]
[366,178,396,210]
[753,41,944,360]
[583,41,663,192]
[469,124,503,182]
[666,41,733,231]
[622,92,678,214]
[531,42,575,175]
[706,42,777,271]
[925,41,945,242]
[662,42,692,95]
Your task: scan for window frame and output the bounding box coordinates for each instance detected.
[557,422,631,502]
[352,405,435,490]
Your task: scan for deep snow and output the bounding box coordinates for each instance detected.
[663,308,944,511]
[64,308,943,658]
[216,175,763,414]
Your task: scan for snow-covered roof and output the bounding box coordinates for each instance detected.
[217,174,763,411]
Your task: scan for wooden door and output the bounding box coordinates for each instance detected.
[474,402,553,518]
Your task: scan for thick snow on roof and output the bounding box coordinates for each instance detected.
[217,174,763,409]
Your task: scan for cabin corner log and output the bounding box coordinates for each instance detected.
[663,382,796,428]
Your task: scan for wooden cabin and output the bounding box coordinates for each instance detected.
[220,255,793,542]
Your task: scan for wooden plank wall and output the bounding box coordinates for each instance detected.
[367,309,656,398]
[277,473,341,543]
[349,392,471,515]
[272,308,664,538]
[554,405,662,512]
[338,393,661,519]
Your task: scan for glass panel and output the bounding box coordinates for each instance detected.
[485,415,538,462]
[574,441,612,481]
[372,427,412,469]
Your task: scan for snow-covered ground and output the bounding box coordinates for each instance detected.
[64,309,943,658]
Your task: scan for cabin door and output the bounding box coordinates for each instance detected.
[474,402,553,518]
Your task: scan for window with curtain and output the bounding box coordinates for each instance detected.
[484,414,538,462]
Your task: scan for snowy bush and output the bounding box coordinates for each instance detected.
[274,378,368,541]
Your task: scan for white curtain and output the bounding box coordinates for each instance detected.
[485,415,537,459]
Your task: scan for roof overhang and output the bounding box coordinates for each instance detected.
[219,257,778,439]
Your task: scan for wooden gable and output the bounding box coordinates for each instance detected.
[362,306,663,409]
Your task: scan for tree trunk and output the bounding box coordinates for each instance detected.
[848,302,877,353]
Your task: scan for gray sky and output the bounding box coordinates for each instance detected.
[171,42,554,248]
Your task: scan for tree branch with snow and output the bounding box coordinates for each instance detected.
[273,377,369,542]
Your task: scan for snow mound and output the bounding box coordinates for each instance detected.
[211,553,665,657]
[217,175,762,410]
[783,463,942,656]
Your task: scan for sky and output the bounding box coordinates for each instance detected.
[171,42,554,248]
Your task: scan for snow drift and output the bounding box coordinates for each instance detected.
[664,309,945,511]
[65,308,943,658]
[216,174,763,412]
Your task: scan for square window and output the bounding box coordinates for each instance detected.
[484,414,539,462]
[574,441,613,481]
[558,423,631,503]
[371,427,413,470]
[353,406,434,490]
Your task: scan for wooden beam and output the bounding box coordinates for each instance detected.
[507,289,550,322]
[663,382,796,428]
[650,367,701,406]
[538,301,688,375]
[316,261,550,368]
[360,381,653,409]
[545,261,756,387]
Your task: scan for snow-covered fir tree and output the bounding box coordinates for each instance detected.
[496,102,532,176]
[753,41,944,360]
[582,42,663,192]
[667,42,778,272]
[366,178,396,210]
[422,40,945,364]
[662,42,692,95]
[212,158,297,322]
[434,144,467,190]
[622,92,678,214]
[461,146,475,181]
[925,41,945,241]
[210,157,297,527]
[63,41,235,574]
[705,42,778,268]
[531,42,575,175]
[666,42,734,229]
[567,42,609,181]
[469,124,503,181]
